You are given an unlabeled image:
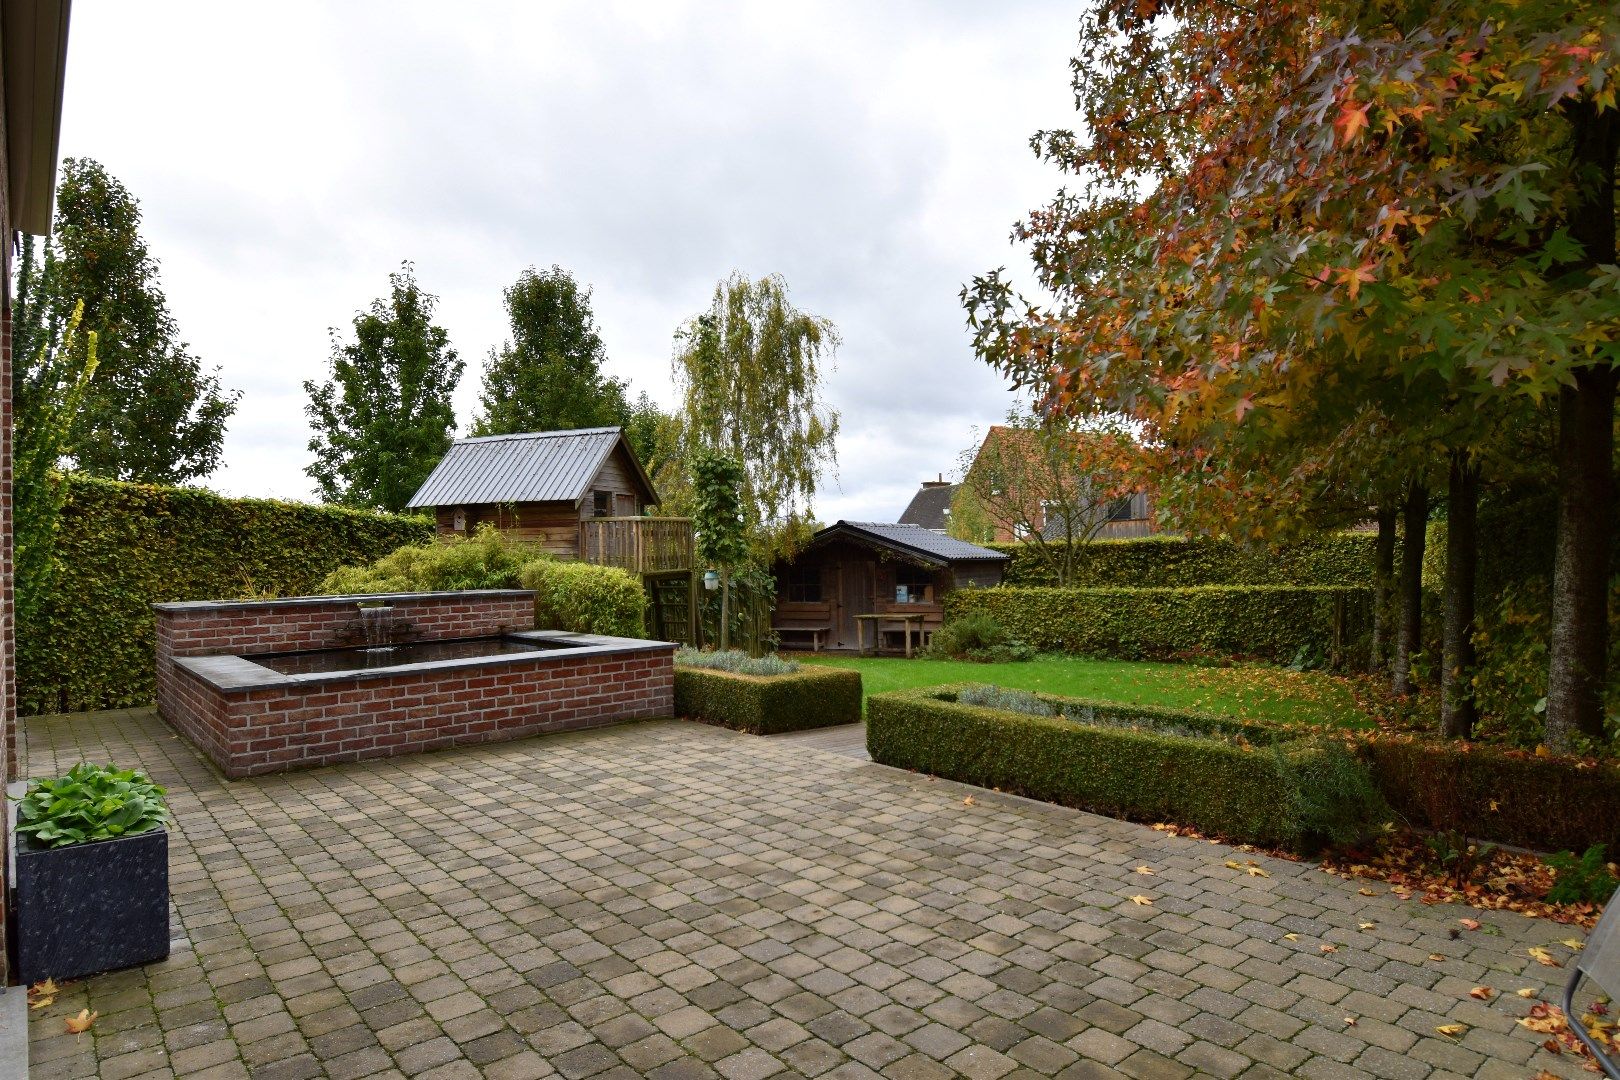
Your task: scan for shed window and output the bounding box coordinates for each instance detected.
[785,566,822,604]
[592,491,611,517]
[1107,495,1136,522]
[894,565,935,604]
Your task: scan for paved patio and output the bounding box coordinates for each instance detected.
[21,708,1590,1080]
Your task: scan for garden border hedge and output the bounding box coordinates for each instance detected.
[866,685,1385,850]
[674,665,863,735]
[992,532,1378,588]
[944,585,1371,666]
[21,475,433,715]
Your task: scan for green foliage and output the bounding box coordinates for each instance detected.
[674,648,799,676]
[13,160,238,483]
[471,265,629,436]
[928,613,1035,663]
[1360,737,1620,854]
[955,685,1054,716]
[1545,845,1619,906]
[690,449,748,569]
[14,763,169,850]
[994,533,1378,588]
[305,261,464,512]
[518,559,646,637]
[866,686,1387,850]
[1423,831,1501,890]
[674,664,862,734]
[319,525,531,594]
[20,475,431,714]
[945,585,1370,666]
[673,272,840,554]
[15,304,99,631]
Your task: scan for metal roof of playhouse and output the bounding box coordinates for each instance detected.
[406,427,656,509]
[808,521,1009,566]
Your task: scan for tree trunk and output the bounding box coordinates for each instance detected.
[1392,480,1428,696]
[1370,506,1397,676]
[720,565,732,651]
[1545,367,1617,749]
[1544,100,1619,750]
[1440,451,1479,738]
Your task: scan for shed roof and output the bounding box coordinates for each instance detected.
[406,427,655,509]
[808,521,1008,567]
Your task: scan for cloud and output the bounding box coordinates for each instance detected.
[57,0,1078,521]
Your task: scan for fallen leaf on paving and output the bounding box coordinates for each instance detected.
[64,1009,95,1034]
[1435,1023,1467,1038]
[28,980,58,1010]
[1562,938,1585,951]
[1529,946,1563,967]
[1134,866,1156,876]
[1283,933,1300,941]
[1344,1016,1358,1026]
[1224,860,1245,871]
[1358,888,1377,896]
[1470,986,1495,1000]
[1358,922,1376,931]
[1320,944,1338,954]
[1246,865,1270,878]
[962,795,974,806]
[1459,918,1481,931]
[1428,953,1447,962]
[1517,988,1540,999]
[1129,895,1153,906]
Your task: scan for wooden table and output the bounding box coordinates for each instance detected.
[853,613,928,658]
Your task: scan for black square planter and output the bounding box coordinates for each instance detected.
[12,827,170,984]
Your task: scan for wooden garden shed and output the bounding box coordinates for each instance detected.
[771,521,1008,654]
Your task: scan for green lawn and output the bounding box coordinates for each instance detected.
[798,654,1373,729]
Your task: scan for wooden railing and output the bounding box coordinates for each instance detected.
[579,517,695,575]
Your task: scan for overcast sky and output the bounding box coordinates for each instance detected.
[57,1,1079,522]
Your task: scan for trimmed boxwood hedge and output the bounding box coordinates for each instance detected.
[993,532,1378,588]
[675,665,862,735]
[1360,737,1620,854]
[20,474,432,715]
[944,585,1370,665]
[866,685,1387,850]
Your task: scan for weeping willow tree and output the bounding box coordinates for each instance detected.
[672,272,840,557]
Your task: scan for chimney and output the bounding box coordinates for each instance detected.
[921,473,951,489]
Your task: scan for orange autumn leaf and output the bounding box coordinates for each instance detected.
[1469,986,1495,1000]
[64,1009,95,1034]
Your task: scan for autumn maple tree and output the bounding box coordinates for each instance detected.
[967,0,1618,749]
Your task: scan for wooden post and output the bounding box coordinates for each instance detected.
[720,566,731,651]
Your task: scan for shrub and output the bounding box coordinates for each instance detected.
[956,685,1054,716]
[674,665,862,734]
[1359,737,1620,853]
[1545,845,1620,905]
[994,533,1378,588]
[674,648,800,676]
[20,474,431,714]
[866,686,1386,850]
[928,613,1035,663]
[519,559,646,637]
[319,524,532,594]
[15,763,170,849]
[945,585,1370,667]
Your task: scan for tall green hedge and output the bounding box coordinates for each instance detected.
[945,585,1371,665]
[994,533,1377,588]
[867,686,1387,850]
[19,474,432,714]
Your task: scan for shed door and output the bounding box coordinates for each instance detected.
[835,560,875,648]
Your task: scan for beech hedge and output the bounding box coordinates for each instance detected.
[20,475,432,714]
[944,585,1371,665]
[675,665,863,735]
[866,686,1387,850]
[994,532,1377,588]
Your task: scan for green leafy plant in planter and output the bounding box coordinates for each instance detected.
[15,762,169,849]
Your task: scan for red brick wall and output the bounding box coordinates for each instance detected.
[154,591,675,778]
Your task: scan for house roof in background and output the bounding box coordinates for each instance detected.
[406,427,655,509]
[806,520,1008,566]
[898,482,957,532]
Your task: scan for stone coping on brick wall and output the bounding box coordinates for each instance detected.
[174,630,675,693]
[152,589,536,613]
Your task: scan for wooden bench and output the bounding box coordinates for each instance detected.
[773,624,832,652]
